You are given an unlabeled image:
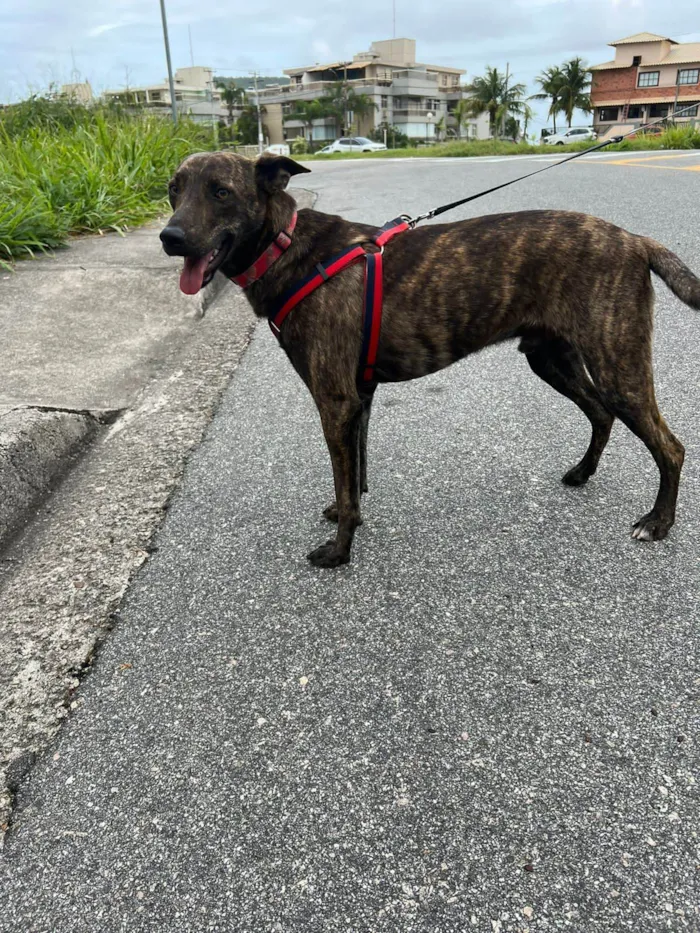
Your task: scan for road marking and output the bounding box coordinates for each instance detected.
[582,152,700,172]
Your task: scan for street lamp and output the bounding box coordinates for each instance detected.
[426,110,434,145]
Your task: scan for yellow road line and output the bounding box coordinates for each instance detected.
[582,154,700,172]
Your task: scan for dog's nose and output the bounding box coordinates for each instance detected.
[160,226,186,252]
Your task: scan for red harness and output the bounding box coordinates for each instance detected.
[230,213,410,387]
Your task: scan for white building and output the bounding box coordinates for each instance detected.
[257,39,489,144]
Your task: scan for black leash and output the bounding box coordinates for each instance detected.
[406,102,700,226]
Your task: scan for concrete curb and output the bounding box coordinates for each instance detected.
[0,408,102,550]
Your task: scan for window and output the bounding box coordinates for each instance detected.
[632,55,642,66]
[638,71,659,87]
[678,68,699,85]
[426,98,440,111]
[674,101,699,116]
[648,103,669,118]
[627,105,642,119]
[381,95,389,108]
[598,107,619,121]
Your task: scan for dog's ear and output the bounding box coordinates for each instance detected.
[255,154,311,194]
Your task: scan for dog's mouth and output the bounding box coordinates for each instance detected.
[179,235,233,295]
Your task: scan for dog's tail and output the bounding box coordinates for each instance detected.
[646,239,700,310]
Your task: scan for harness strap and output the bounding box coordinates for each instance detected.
[267,217,409,387]
[269,244,367,334]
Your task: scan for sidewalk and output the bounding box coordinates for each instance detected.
[0,220,221,547]
[0,188,315,835]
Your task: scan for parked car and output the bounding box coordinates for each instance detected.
[316,144,335,154]
[325,137,387,153]
[543,127,598,146]
[264,143,291,156]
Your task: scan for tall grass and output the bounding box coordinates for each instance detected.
[0,101,215,265]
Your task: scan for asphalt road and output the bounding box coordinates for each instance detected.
[1,152,699,932]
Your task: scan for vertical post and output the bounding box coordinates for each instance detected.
[188,26,194,68]
[673,75,680,124]
[159,0,178,125]
[343,63,348,135]
[253,72,264,153]
[502,61,509,137]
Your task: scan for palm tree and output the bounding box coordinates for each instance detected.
[434,114,445,141]
[290,99,330,146]
[521,102,534,140]
[323,81,377,135]
[558,58,592,127]
[451,98,472,138]
[529,66,564,134]
[216,81,245,126]
[464,66,527,137]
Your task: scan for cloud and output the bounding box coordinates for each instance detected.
[2,0,699,131]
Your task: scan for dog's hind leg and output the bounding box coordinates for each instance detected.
[521,335,614,486]
[585,355,685,542]
[323,388,375,523]
[309,395,364,567]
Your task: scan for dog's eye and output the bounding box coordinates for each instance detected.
[169,184,178,196]
[215,188,230,200]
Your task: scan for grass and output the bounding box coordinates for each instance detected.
[303,125,700,160]
[2,99,698,265]
[0,101,215,265]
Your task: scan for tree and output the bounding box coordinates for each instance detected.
[435,114,446,141]
[216,81,244,126]
[451,99,472,138]
[558,58,592,127]
[236,104,266,145]
[323,81,377,135]
[530,66,564,134]
[464,66,527,137]
[289,99,330,146]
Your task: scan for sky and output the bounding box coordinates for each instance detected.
[2,0,700,134]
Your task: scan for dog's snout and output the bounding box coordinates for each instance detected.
[160,225,187,253]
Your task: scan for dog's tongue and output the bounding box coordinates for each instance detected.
[179,253,212,295]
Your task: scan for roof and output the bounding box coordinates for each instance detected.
[609,32,675,46]
[284,59,464,76]
[285,61,378,76]
[644,43,700,66]
[590,60,631,71]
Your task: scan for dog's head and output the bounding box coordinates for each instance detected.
[160,151,310,295]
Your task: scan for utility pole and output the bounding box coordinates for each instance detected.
[158,0,178,125]
[673,75,681,124]
[501,61,509,137]
[188,26,194,67]
[253,72,264,153]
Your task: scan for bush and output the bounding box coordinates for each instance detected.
[0,98,215,264]
[290,136,309,155]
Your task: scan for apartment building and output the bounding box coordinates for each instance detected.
[257,39,489,144]
[591,32,700,136]
[103,66,229,123]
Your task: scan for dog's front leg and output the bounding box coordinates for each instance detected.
[308,398,363,568]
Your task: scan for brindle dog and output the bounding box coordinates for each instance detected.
[161,152,699,568]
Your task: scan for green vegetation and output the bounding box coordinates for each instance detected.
[530,59,592,131]
[0,97,214,265]
[305,125,699,160]
[463,66,528,136]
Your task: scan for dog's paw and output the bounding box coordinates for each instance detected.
[322,503,339,523]
[307,539,350,568]
[562,463,594,487]
[631,512,672,542]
